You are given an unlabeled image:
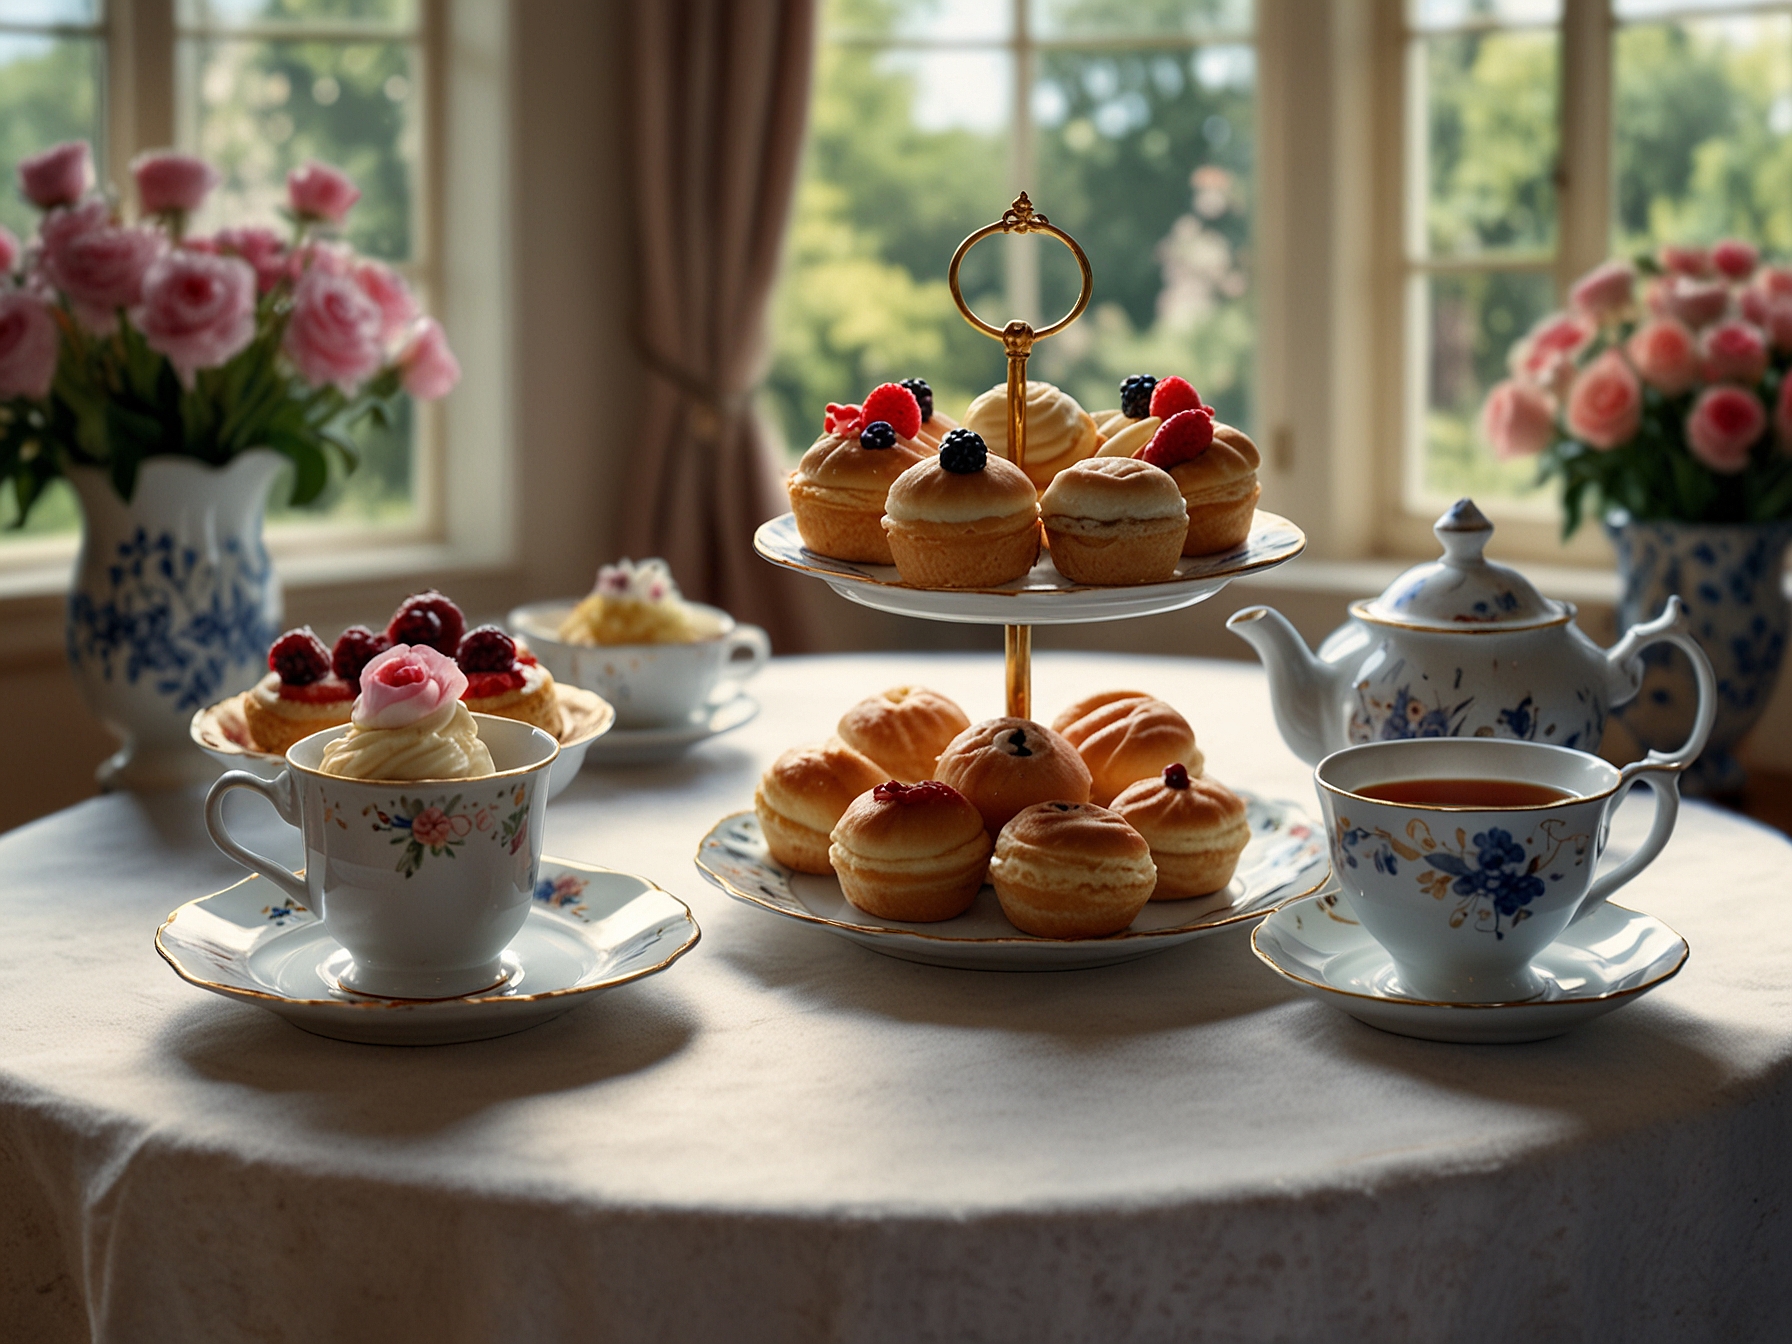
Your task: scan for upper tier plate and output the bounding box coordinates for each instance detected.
[753,509,1306,625]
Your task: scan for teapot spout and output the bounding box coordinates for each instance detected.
[1226,606,1338,765]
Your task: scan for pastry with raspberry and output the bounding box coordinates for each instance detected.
[242,627,358,755]
[787,383,931,564]
[455,625,562,735]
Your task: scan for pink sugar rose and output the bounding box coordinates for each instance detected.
[130,151,220,215]
[1700,320,1768,386]
[353,643,468,729]
[39,204,165,334]
[1659,245,1711,278]
[1509,312,1594,395]
[1480,379,1556,460]
[1569,261,1635,321]
[1712,239,1758,281]
[0,291,60,399]
[1565,349,1643,451]
[1626,318,1701,396]
[210,226,288,294]
[283,266,384,392]
[130,251,256,387]
[353,259,417,342]
[0,225,18,275]
[18,141,92,210]
[398,318,460,400]
[287,161,360,226]
[1686,386,1765,473]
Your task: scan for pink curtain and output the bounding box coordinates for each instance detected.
[621,0,817,651]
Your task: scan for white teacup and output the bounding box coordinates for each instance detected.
[204,715,559,999]
[508,599,770,729]
[1313,666,1713,1002]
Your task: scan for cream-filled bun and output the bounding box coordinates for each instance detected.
[828,780,993,923]
[1110,764,1251,900]
[989,801,1157,938]
[1051,690,1201,807]
[788,426,930,565]
[934,716,1092,834]
[754,738,887,875]
[961,380,1099,490]
[881,432,1040,588]
[1168,423,1261,556]
[1040,457,1189,586]
[836,685,970,783]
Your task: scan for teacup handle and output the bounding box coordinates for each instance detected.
[714,623,771,697]
[204,768,309,907]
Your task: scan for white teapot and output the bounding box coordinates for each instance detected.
[1226,499,1716,766]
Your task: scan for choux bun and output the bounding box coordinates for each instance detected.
[989,801,1157,938]
[934,717,1093,834]
[1051,691,1201,806]
[1111,764,1251,900]
[836,685,970,783]
[829,780,992,922]
[754,738,886,874]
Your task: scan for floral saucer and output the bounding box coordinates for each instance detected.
[695,792,1329,971]
[581,693,760,767]
[1250,889,1688,1043]
[155,857,699,1045]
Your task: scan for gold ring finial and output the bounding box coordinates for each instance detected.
[946,192,1094,343]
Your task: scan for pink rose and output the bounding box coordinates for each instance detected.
[1740,287,1769,325]
[1759,299,1792,353]
[130,151,220,215]
[1509,312,1594,395]
[1626,318,1701,396]
[283,266,384,392]
[1712,239,1758,281]
[398,318,459,400]
[295,241,354,278]
[0,226,18,275]
[18,141,92,210]
[1480,379,1556,459]
[353,644,468,729]
[353,259,416,341]
[1652,275,1729,329]
[0,291,60,399]
[210,226,288,294]
[287,161,360,226]
[1700,320,1768,385]
[1685,386,1764,473]
[1659,245,1711,277]
[409,806,453,847]
[1756,266,1792,301]
[1569,261,1635,321]
[1565,349,1642,450]
[130,251,256,387]
[39,203,165,334]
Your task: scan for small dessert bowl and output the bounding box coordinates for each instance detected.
[204,714,559,1000]
[508,599,770,729]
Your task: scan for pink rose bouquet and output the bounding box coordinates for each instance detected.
[354,644,468,729]
[1479,238,1792,536]
[1,140,460,523]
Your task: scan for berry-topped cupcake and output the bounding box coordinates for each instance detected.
[960,379,1098,490]
[1135,406,1261,556]
[242,627,363,755]
[456,623,561,734]
[881,428,1040,588]
[1091,373,1163,445]
[898,377,962,452]
[787,383,931,564]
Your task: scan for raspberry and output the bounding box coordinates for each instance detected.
[899,377,934,422]
[872,779,962,805]
[824,402,862,435]
[268,628,331,685]
[859,420,897,450]
[860,383,922,440]
[938,427,988,474]
[331,625,389,685]
[1149,375,1203,420]
[386,590,465,655]
[457,624,517,673]
[1120,374,1157,420]
[1137,408,1215,469]
[1163,763,1191,790]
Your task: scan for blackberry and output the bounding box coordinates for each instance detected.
[331,625,389,685]
[457,625,517,673]
[938,428,988,474]
[269,628,331,685]
[1163,762,1191,790]
[859,420,897,450]
[1120,374,1157,420]
[386,590,466,655]
[899,377,934,422]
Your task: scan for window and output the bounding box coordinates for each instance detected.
[769,0,1258,455]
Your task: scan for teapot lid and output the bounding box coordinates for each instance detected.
[1353,499,1568,631]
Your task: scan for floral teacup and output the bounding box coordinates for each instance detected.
[203,714,559,999]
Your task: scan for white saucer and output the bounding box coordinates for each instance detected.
[695,792,1330,971]
[581,694,760,766]
[1251,890,1689,1043]
[752,509,1306,625]
[156,857,700,1045]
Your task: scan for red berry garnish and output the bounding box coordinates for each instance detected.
[457,624,517,673]
[1163,763,1191,790]
[872,779,962,805]
[1137,408,1215,469]
[331,625,389,685]
[824,402,862,435]
[860,383,922,440]
[1149,375,1203,419]
[386,590,465,655]
[268,628,331,685]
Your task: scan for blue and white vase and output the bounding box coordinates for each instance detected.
[66,450,284,790]
[1605,512,1792,796]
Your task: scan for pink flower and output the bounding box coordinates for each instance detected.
[0,291,60,399]
[210,226,288,294]
[1565,349,1643,450]
[1756,266,1792,301]
[283,266,383,392]
[1712,239,1758,281]
[1569,261,1635,320]
[1659,245,1711,277]
[18,141,92,210]
[353,643,467,729]
[1686,386,1764,473]
[1652,275,1730,329]
[1759,299,1792,354]
[353,259,416,342]
[130,151,220,215]
[1700,320,1768,386]
[130,251,256,387]
[39,204,165,334]
[409,806,453,847]
[1480,379,1556,459]
[1740,287,1770,325]
[287,161,360,226]
[1509,312,1595,395]
[398,318,459,400]
[1626,318,1701,396]
[0,226,18,275]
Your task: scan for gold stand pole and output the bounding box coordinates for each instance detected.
[947,194,1093,720]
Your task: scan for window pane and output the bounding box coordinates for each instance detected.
[1616,0,1782,18]
[1416,27,1559,257]
[1031,43,1256,432]
[179,0,417,27]
[2,1,102,23]
[825,0,1010,43]
[0,33,104,241]
[265,394,416,526]
[1037,0,1253,41]
[1412,270,1556,509]
[1409,0,1559,31]
[1614,12,1792,255]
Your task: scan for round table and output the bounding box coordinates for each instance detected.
[3,653,1789,1343]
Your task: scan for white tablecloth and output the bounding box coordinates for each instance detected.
[2,652,1790,1343]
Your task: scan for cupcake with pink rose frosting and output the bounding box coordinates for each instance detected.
[318,644,496,781]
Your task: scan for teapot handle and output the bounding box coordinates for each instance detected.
[1604,596,1711,750]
